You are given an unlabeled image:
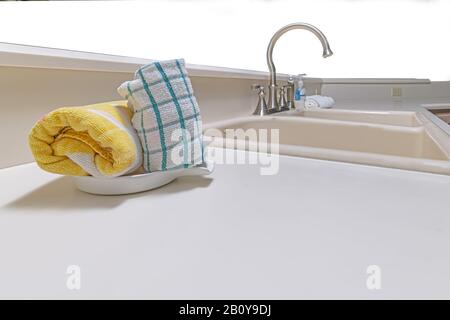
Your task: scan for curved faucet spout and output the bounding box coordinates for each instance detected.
[267,22,333,86]
[266,22,333,111]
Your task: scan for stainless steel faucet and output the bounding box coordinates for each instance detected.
[253,22,333,116]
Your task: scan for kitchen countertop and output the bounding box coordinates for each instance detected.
[1,148,449,299]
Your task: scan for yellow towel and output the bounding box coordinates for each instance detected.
[28,101,142,177]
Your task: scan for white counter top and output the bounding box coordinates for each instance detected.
[1,149,449,299]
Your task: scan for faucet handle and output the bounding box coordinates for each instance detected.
[251,84,265,93]
[278,85,288,109]
[252,84,266,100]
[251,84,269,116]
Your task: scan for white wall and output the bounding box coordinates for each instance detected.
[0,0,449,80]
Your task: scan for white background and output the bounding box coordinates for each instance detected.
[0,0,449,80]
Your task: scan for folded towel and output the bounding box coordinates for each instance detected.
[28,101,142,177]
[118,59,204,172]
[305,95,335,109]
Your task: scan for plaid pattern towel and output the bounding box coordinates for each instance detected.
[118,59,204,172]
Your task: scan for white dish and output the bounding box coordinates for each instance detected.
[73,159,214,195]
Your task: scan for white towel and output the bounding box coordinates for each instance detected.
[305,95,335,109]
[118,59,204,172]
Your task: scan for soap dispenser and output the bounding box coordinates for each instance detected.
[294,73,307,111]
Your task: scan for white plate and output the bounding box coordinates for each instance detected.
[73,159,214,195]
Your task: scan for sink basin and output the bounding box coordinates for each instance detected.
[278,109,422,127]
[205,110,450,175]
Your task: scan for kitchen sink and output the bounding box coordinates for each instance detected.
[204,110,450,175]
[278,109,422,127]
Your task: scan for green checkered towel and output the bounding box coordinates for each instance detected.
[118,59,204,172]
